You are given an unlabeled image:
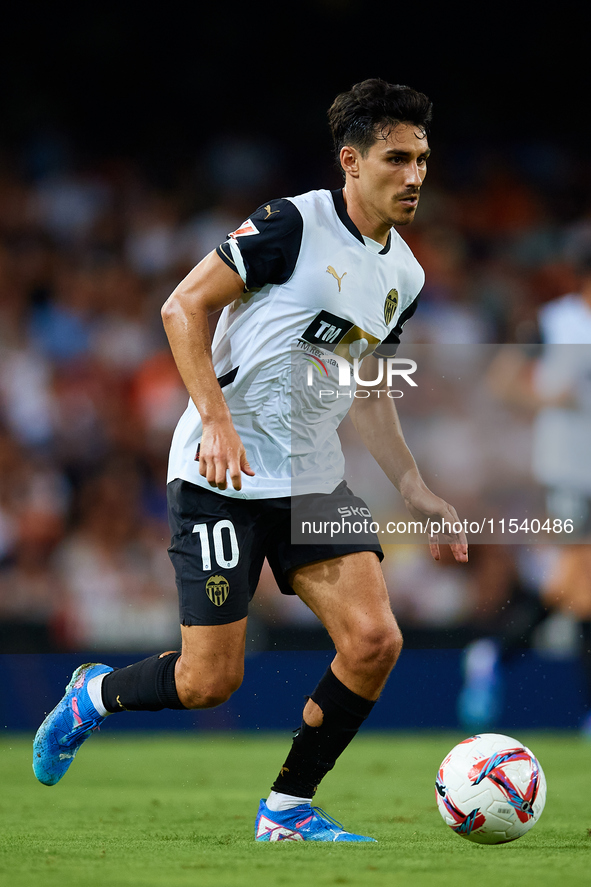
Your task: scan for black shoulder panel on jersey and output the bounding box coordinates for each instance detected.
[374,295,421,357]
[219,198,303,290]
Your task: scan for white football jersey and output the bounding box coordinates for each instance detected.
[167,189,425,498]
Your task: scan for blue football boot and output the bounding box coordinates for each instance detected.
[33,662,113,786]
[255,799,376,842]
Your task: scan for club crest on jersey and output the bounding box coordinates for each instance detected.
[384,289,399,325]
[229,219,260,239]
[205,574,230,606]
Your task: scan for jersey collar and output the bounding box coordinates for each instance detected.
[331,189,391,255]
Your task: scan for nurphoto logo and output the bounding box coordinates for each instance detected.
[305,353,417,398]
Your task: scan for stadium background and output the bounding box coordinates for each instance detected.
[0,1,590,730]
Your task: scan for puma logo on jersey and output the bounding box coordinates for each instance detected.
[327,266,347,292]
[264,205,280,220]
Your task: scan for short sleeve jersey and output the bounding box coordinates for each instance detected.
[167,189,425,498]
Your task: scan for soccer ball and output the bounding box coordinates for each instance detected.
[435,733,546,844]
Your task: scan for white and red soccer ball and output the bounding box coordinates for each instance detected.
[435,733,547,844]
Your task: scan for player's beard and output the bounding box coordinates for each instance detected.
[391,201,419,226]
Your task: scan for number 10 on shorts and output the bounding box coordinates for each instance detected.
[192,520,240,571]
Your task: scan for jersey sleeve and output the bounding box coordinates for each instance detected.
[216,198,303,290]
[373,294,421,357]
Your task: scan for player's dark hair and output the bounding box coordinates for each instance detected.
[328,78,432,175]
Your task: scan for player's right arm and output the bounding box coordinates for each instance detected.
[161,251,255,491]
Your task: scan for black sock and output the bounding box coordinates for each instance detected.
[271,666,375,798]
[101,651,185,712]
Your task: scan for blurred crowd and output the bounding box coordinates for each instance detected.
[1,131,591,653]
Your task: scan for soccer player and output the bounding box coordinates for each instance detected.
[33,79,467,842]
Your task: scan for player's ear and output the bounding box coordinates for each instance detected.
[340,145,360,178]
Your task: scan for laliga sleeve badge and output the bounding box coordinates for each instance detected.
[229,219,260,239]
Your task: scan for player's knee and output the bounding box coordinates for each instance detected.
[365,622,402,670]
[343,620,402,677]
[196,681,242,709]
[176,666,243,710]
[388,622,404,664]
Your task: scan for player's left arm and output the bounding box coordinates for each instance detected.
[349,353,468,563]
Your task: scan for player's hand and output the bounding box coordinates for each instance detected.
[197,420,255,491]
[400,476,468,563]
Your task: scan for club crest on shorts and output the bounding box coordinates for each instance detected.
[384,289,398,325]
[205,574,230,606]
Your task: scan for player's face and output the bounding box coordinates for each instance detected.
[357,123,430,227]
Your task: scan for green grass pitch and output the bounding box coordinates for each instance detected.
[1,732,589,887]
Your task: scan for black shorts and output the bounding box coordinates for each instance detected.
[167,478,383,626]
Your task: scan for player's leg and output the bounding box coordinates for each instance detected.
[99,618,248,713]
[174,621,247,708]
[33,619,248,787]
[296,550,400,698]
[100,477,258,714]
[274,550,401,791]
[256,550,400,842]
[34,479,258,786]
